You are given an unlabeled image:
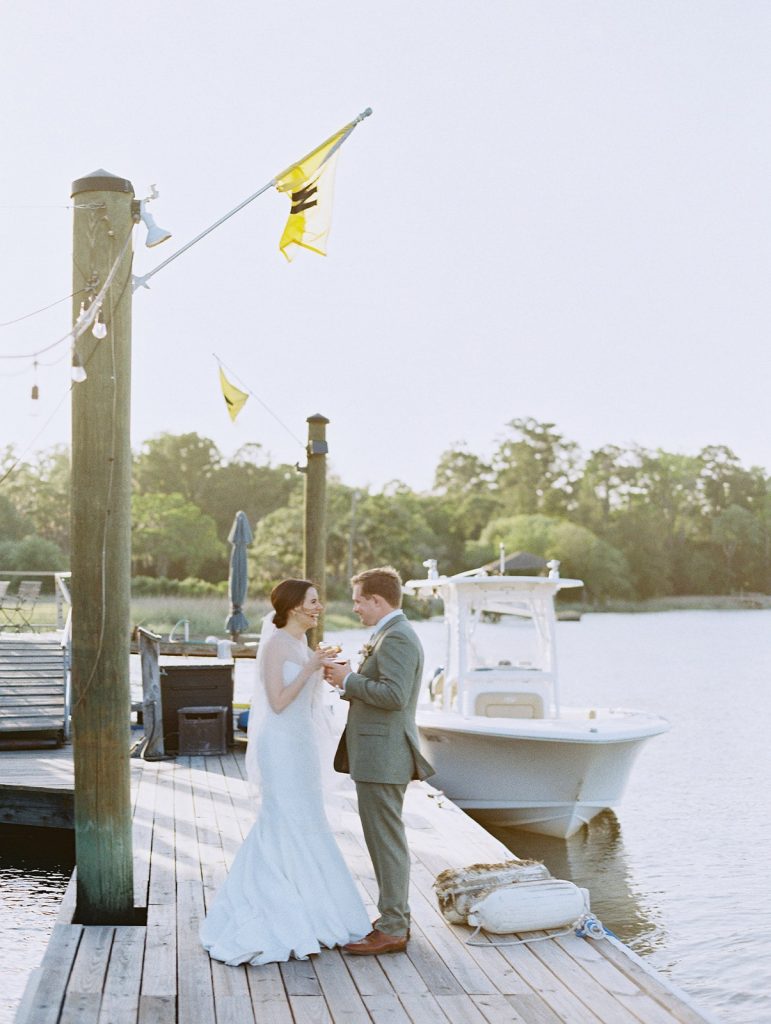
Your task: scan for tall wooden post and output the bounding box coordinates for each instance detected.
[304,414,329,646]
[70,169,136,923]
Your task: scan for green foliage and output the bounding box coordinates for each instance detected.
[711,504,764,590]
[133,432,221,504]
[0,535,67,572]
[0,445,71,551]
[249,496,304,594]
[0,494,25,541]
[132,492,224,578]
[2,423,770,604]
[133,434,301,546]
[470,513,630,601]
[493,418,579,517]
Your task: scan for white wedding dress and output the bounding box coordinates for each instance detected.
[200,632,370,965]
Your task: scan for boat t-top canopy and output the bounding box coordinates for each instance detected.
[403,567,584,601]
[404,562,584,718]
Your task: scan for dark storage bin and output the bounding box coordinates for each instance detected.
[160,663,234,754]
[178,705,227,756]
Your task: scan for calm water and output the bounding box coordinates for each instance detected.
[0,827,74,1024]
[3,611,770,1023]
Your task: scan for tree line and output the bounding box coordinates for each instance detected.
[1,418,769,602]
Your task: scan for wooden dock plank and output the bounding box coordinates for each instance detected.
[503,993,564,1024]
[146,764,176,908]
[313,949,372,1024]
[15,924,83,1024]
[469,991,542,1023]
[132,762,157,908]
[596,938,713,1024]
[187,755,256,1024]
[287,995,333,1023]
[138,993,177,1024]
[398,991,456,1023]
[245,962,295,1024]
[523,930,642,1024]
[96,926,145,1024]
[141,904,176,1001]
[59,925,113,1024]
[553,933,683,1024]
[360,992,414,1024]
[494,938,606,1024]
[173,761,216,1024]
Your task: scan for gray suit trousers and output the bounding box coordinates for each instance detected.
[355,780,410,935]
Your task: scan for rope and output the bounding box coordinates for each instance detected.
[465,913,607,947]
[213,352,306,450]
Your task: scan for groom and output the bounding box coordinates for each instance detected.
[325,565,434,955]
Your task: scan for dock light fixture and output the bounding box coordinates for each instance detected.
[138,198,172,248]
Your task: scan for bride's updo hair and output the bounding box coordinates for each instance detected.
[271,578,314,628]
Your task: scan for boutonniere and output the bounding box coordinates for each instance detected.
[359,642,375,662]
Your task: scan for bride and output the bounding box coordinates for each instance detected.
[200,578,370,965]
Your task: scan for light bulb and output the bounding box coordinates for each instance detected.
[71,353,87,383]
[92,310,107,339]
[31,384,39,400]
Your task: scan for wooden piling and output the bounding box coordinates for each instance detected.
[70,169,136,923]
[304,413,329,645]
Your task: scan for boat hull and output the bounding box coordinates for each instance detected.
[417,713,664,839]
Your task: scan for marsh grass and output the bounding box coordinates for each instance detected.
[9,592,769,641]
[11,595,359,638]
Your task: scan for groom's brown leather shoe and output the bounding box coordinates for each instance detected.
[343,929,408,955]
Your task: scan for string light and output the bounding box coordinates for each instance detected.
[92,306,107,339]
[0,288,87,329]
[71,350,87,383]
[31,361,39,400]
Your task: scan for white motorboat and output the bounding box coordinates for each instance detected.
[403,561,669,839]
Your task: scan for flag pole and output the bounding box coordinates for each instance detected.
[133,107,373,292]
[132,179,276,291]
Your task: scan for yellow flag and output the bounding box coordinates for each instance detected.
[219,367,248,422]
[275,111,370,261]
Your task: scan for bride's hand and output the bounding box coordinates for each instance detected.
[309,647,336,670]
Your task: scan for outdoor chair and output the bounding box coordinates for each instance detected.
[0,579,42,632]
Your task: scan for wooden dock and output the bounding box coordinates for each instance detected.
[0,635,68,750]
[8,748,715,1024]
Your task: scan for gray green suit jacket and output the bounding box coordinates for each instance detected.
[334,613,435,784]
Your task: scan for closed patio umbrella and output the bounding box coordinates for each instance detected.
[225,510,253,641]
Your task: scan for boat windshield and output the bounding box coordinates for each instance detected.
[464,600,551,673]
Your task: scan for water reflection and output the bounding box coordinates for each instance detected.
[486,809,664,957]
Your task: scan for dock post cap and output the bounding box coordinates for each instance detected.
[72,169,134,196]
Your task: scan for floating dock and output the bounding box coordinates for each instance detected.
[5,748,715,1024]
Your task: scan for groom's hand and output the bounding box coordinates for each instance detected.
[324,660,350,689]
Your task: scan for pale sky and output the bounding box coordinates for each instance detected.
[1,1,769,492]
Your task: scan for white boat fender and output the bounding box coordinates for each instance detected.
[465,879,604,946]
[434,860,552,925]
